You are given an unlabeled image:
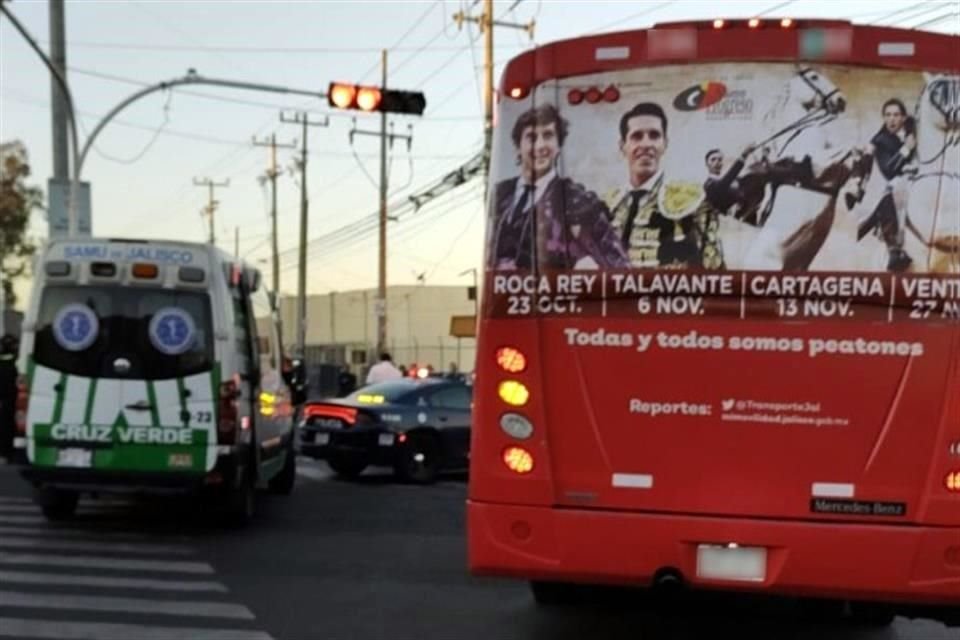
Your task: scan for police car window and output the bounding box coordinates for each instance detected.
[429,386,472,411]
[33,286,213,380]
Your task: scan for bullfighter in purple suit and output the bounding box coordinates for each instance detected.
[487,104,627,270]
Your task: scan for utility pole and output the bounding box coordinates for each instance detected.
[234,227,239,258]
[49,0,68,183]
[193,177,229,245]
[280,111,329,359]
[453,1,534,190]
[346,50,415,357]
[252,133,297,301]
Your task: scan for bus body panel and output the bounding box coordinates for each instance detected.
[470,20,960,612]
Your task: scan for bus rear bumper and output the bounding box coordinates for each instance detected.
[467,500,960,614]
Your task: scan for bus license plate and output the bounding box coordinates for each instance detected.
[57,448,93,468]
[696,545,766,583]
[314,433,330,445]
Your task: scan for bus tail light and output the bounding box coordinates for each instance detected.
[14,375,28,434]
[748,18,761,29]
[602,86,620,102]
[498,381,529,407]
[713,19,725,29]
[780,18,794,28]
[218,380,239,445]
[496,347,527,373]
[507,85,529,100]
[500,413,533,440]
[503,446,534,474]
[947,471,960,492]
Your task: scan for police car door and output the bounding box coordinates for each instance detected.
[247,281,289,468]
[425,385,472,466]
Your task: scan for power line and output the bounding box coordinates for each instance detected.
[588,1,676,34]
[37,39,479,54]
[911,11,960,29]
[357,0,443,82]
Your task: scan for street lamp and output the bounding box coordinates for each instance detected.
[1,3,82,236]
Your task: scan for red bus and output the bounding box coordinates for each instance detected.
[467,18,959,626]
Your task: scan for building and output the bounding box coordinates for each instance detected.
[277,284,477,379]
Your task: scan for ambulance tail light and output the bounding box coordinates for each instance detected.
[218,380,240,445]
[14,375,28,435]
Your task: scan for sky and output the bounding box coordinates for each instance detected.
[1,0,958,307]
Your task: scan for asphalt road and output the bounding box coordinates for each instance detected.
[0,459,955,640]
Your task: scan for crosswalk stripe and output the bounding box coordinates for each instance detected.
[0,617,275,640]
[0,590,254,620]
[0,537,194,556]
[0,525,187,542]
[0,497,32,505]
[0,504,42,513]
[0,515,47,525]
[0,570,228,593]
[0,552,214,574]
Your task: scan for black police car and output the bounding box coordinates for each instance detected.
[299,377,472,484]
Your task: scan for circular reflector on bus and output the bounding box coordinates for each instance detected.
[500,412,534,440]
[568,88,585,105]
[496,347,527,373]
[498,380,530,407]
[52,304,99,352]
[149,307,197,356]
[503,446,534,474]
[585,87,602,104]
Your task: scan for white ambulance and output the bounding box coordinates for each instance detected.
[13,238,297,524]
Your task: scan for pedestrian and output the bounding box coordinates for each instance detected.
[337,366,358,396]
[365,352,404,385]
[0,334,18,462]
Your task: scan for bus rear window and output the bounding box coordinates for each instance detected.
[33,286,214,380]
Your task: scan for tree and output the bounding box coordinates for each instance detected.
[0,141,41,308]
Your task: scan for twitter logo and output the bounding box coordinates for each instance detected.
[722,399,735,411]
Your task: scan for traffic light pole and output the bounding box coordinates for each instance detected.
[378,49,389,358]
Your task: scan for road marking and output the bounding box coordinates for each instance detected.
[0,552,214,574]
[0,570,228,593]
[0,496,32,505]
[0,590,254,620]
[0,515,47,525]
[0,618,275,640]
[0,525,186,542]
[0,536,194,555]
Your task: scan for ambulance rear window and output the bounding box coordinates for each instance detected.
[33,286,214,380]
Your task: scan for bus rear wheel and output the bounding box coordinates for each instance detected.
[530,581,583,606]
[848,601,896,627]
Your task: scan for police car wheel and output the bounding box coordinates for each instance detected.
[395,433,441,485]
[37,488,79,521]
[327,455,367,479]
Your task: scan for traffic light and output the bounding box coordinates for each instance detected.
[328,82,426,115]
